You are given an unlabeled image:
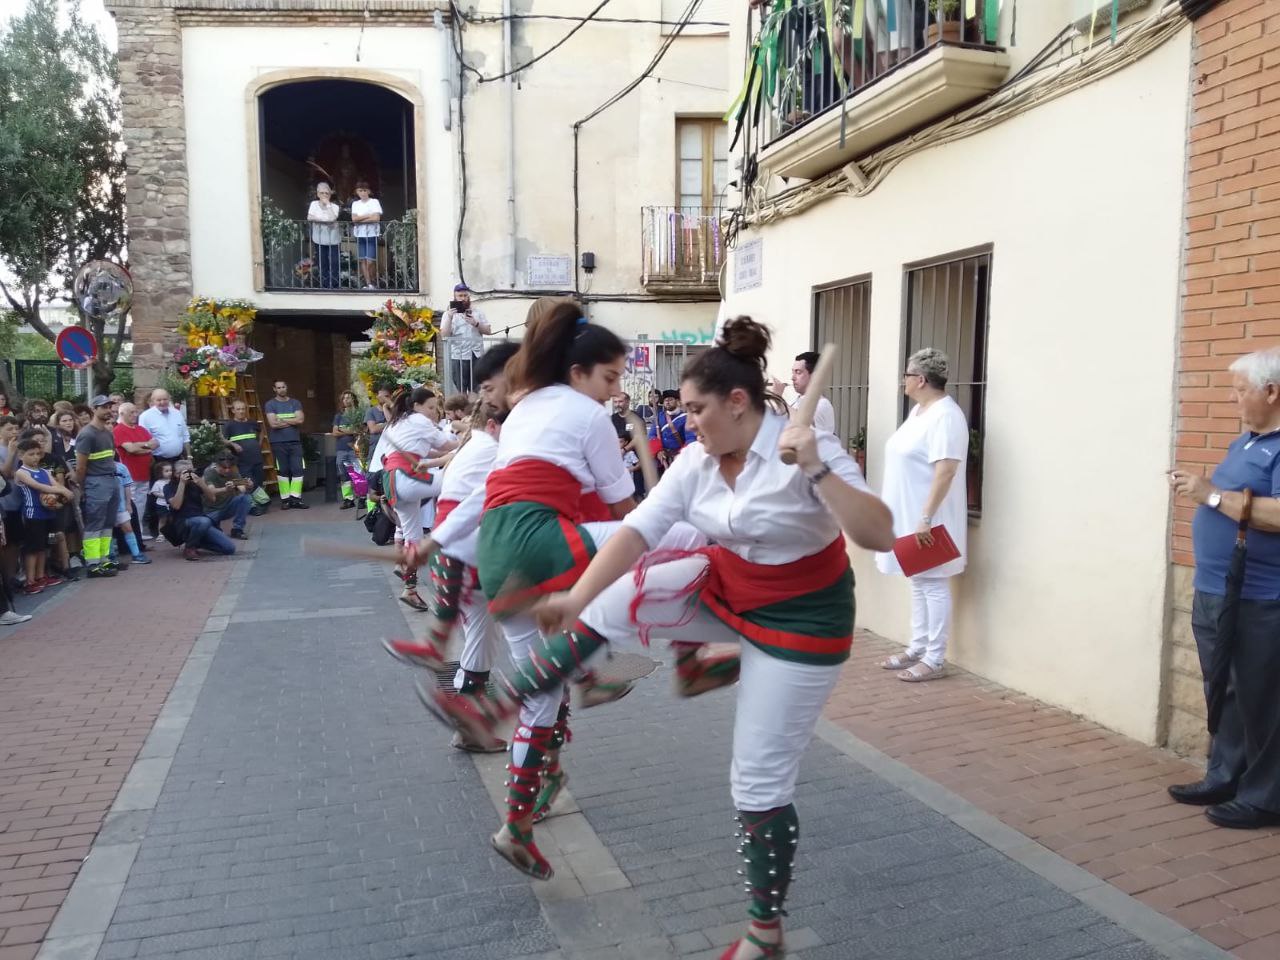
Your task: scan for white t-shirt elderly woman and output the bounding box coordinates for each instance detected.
[306,182,341,288]
[875,347,969,682]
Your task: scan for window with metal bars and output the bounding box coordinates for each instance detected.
[902,248,991,512]
[812,276,872,467]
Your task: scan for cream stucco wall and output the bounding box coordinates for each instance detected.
[722,24,1192,742]
[181,25,456,312]
[455,0,728,339]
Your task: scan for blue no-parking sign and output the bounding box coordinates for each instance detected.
[56,326,99,370]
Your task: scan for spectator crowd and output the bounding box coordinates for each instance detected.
[0,386,254,627]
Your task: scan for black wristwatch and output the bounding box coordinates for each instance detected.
[806,463,833,486]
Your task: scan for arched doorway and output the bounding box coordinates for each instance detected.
[257,79,418,292]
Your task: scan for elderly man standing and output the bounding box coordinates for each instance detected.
[440,283,491,393]
[1169,346,1280,830]
[114,402,157,534]
[138,388,190,466]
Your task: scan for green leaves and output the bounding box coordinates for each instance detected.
[0,0,124,352]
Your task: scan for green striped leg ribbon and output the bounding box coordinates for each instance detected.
[737,805,799,921]
[507,622,609,697]
[427,552,465,647]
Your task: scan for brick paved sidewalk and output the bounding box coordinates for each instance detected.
[0,545,235,959]
[826,635,1280,960]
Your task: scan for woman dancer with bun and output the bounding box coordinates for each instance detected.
[381,387,457,610]
[427,318,894,959]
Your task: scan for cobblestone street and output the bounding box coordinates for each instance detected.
[0,505,1259,959]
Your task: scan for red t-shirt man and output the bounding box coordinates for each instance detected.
[114,421,155,483]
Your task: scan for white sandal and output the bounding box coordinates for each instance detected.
[898,661,946,682]
[879,652,920,670]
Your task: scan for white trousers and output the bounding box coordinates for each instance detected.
[452,574,497,688]
[578,554,840,811]
[390,471,441,546]
[906,575,951,668]
[130,483,149,528]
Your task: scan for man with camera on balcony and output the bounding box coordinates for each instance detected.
[440,283,491,394]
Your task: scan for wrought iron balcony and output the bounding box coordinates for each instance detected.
[641,206,725,292]
[260,215,419,293]
[751,1,1007,178]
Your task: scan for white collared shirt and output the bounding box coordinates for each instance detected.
[383,412,451,458]
[623,411,869,564]
[432,431,497,549]
[789,393,836,435]
[137,406,190,458]
[443,306,488,359]
[496,384,634,505]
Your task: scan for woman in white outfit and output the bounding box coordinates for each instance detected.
[381,387,458,610]
[429,317,894,959]
[875,347,969,682]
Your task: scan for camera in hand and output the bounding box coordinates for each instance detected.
[449,300,468,313]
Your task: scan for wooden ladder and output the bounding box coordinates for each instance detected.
[215,373,280,492]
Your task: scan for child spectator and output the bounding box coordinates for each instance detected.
[111,461,150,565]
[620,435,643,500]
[149,460,174,536]
[73,403,93,431]
[13,439,71,594]
[351,180,382,290]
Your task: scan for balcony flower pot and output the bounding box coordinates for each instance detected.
[927,0,962,45]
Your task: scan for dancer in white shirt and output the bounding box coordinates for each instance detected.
[425,318,894,960]
[381,387,458,610]
[385,343,521,754]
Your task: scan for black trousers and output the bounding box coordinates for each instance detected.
[274,441,304,478]
[1191,590,1280,812]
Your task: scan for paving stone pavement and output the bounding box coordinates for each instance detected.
[56,514,1228,960]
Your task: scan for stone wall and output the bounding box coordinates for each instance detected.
[110,2,193,398]
[1161,0,1280,757]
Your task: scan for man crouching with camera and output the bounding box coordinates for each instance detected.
[165,452,252,560]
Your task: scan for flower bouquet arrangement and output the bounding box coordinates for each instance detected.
[173,297,264,396]
[356,299,439,396]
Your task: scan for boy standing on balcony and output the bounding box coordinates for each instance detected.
[351,181,382,291]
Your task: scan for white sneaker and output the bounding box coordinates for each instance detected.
[0,610,32,626]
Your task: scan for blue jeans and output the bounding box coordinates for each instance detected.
[206,493,250,533]
[181,516,235,555]
[315,243,340,288]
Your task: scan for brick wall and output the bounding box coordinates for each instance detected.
[1163,0,1280,754]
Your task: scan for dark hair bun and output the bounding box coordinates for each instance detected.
[718,316,771,368]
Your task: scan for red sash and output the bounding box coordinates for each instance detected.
[383,450,433,480]
[705,536,849,614]
[435,498,461,528]
[485,460,585,519]
[628,537,851,651]
[577,490,612,523]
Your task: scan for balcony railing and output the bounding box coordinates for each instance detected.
[761,0,1001,144]
[261,216,418,292]
[641,206,725,290]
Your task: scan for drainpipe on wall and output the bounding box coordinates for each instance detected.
[434,10,452,132]
[503,0,517,288]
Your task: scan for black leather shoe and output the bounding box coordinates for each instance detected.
[1168,780,1237,806]
[1205,800,1280,830]
[230,529,248,541]
[293,499,310,510]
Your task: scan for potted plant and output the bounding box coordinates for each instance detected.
[261,200,301,287]
[851,425,867,474]
[189,420,225,474]
[967,427,983,511]
[927,0,963,45]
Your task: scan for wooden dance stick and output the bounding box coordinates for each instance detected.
[301,537,402,564]
[779,342,837,466]
[625,411,660,493]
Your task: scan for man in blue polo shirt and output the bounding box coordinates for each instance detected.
[1169,346,1280,830]
[648,389,694,471]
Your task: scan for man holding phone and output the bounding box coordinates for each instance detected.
[440,283,491,394]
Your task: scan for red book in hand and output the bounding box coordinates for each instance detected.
[892,525,960,577]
